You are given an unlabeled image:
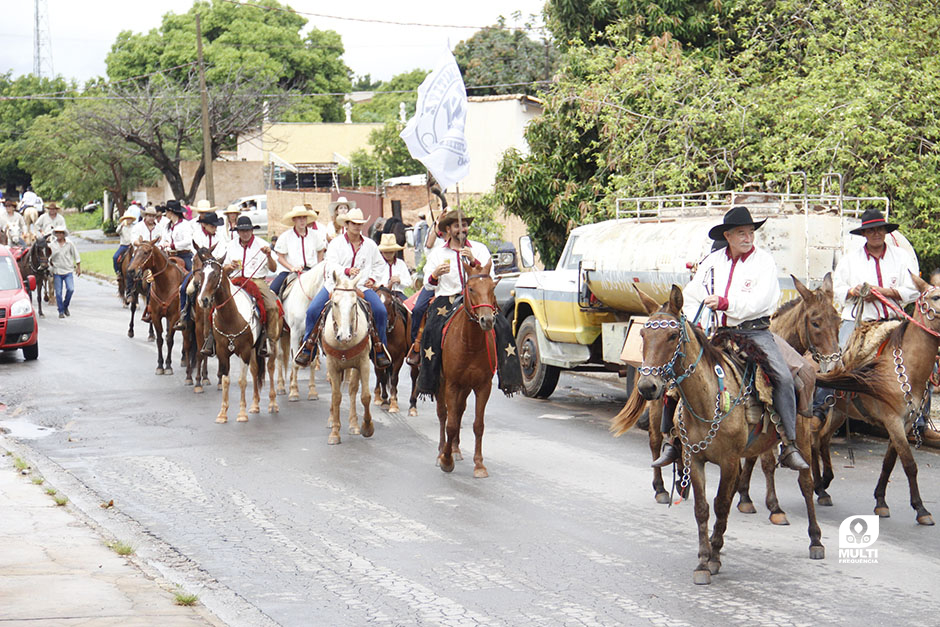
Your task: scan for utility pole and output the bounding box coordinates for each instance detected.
[196,13,215,204]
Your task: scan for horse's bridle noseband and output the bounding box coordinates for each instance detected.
[462,272,497,326]
[638,313,703,387]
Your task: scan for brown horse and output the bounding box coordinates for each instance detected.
[182,249,221,393]
[372,286,410,413]
[120,244,155,342]
[436,258,499,478]
[127,241,183,375]
[817,274,940,525]
[735,273,842,523]
[612,286,886,584]
[16,236,51,318]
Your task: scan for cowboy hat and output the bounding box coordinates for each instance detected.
[197,211,223,226]
[52,224,68,233]
[328,196,357,214]
[849,209,899,236]
[142,206,158,216]
[436,208,474,231]
[3,198,16,207]
[165,199,184,216]
[235,215,257,231]
[194,199,216,213]
[45,202,60,211]
[707,206,766,241]
[119,212,137,222]
[282,205,317,224]
[337,207,368,225]
[222,204,241,215]
[377,233,404,253]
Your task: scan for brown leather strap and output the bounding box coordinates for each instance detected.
[321,334,370,362]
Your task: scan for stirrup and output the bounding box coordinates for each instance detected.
[651,440,680,468]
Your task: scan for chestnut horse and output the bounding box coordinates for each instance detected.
[612,286,886,584]
[127,241,183,375]
[372,286,410,414]
[16,236,51,318]
[436,258,499,478]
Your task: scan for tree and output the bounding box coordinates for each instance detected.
[454,17,560,96]
[348,121,425,182]
[73,73,287,203]
[106,0,351,122]
[352,69,428,124]
[459,193,505,252]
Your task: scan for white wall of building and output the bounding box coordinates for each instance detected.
[460,95,542,194]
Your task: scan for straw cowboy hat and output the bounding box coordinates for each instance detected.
[282,205,317,224]
[707,206,766,241]
[328,196,357,215]
[45,202,61,211]
[52,224,68,233]
[337,207,368,225]
[142,206,158,216]
[222,203,241,215]
[119,212,137,222]
[436,208,475,231]
[377,233,404,253]
[849,208,900,236]
[194,199,217,213]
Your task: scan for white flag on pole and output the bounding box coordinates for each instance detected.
[399,49,470,190]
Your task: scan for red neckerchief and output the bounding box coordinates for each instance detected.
[295,226,308,267]
[720,247,756,326]
[865,245,890,318]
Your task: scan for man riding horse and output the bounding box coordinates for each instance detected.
[293,207,392,369]
[270,205,326,297]
[653,206,810,471]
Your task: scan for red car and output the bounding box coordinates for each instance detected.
[0,245,39,360]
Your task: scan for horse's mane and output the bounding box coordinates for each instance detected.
[689,319,723,367]
[885,319,911,350]
[772,297,802,318]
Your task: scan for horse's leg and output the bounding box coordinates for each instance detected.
[388,363,401,414]
[248,349,261,415]
[237,356,251,422]
[439,385,469,473]
[307,362,318,400]
[761,449,788,525]
[128,295,136,338]
[471,382,491,478]
[36,273,43,317]
[883,419,933,525]
[796,417,826,558]
[267,336,279,414]
[217,351,231,423]
[184,326,194,386]
[289,363,300,401]
[153,316,166,375]
[148,321,155,342]
[347,366,362,436]
[690,456,712,585]
[164,322,175,376]
[409,365,419,417]
[649,400,668,504]
[328,363,342,445]
[373,365,384,406]
[708,458,741,576]
[817,413,844,506]
[736,457,758,514]
[359,359,374,438]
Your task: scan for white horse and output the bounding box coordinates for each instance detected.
[322,271,374,445]
[281,262,326,401]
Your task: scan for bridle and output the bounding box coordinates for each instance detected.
[131,243,170,281]
[638,312,703,387]
[462,272,497,326]
[29,239,50,272]
[331,286,361,336]
[803,312,842,365]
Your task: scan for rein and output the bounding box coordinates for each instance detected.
[462,271,498,325]
[869,286,940,339]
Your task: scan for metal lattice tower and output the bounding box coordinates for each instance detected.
[33,0,54,78]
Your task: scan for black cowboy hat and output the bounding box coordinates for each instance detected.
[165,199,184,215]
[235,215,257,231]
[850,208,899,236]
[197,211,223,226]
[707,206,767,241]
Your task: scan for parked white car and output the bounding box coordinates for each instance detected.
[225,194,267,232]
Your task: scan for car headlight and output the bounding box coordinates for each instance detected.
[497,252,514,266]
[10,298,33,317]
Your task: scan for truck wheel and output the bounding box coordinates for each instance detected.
[22,342,38,361]
[516,317,560,398]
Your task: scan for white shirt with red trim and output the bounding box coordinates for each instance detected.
[192,227,227,260]
[377,257,412,291]
[683,245,780,327]
[223,234,271,280]
[132,220,165,244]
[833,243,919,321]
[159,217,194,253]
[424,239,493,298]
[273,225,326,270]
[322,233,382,291]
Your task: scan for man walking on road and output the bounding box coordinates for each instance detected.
[49,225,81,318]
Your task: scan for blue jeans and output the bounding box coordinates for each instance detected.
[54,273,75,313]
[410,286,434,342]
[174,251,193,272]
[113,244,129,274]
[303,286,387,345]
[179,272,193,316]
[270,271,290,296]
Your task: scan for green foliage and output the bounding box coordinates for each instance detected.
[499,0,940,270]
[64,208,104,232]
[80,249,120,277]
[454,17,559,95]
[352,69,428,123]
[460,193,506,252]
[348,121,424,181]
[105,0,351,122]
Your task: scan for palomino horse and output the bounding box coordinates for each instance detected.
[321,271,375,445]
[817,274,940,525]
[127,241,183,375]
[16,236,51,318]
[281,263,326,402]
[372,286,411,414]
[613,286,886,584]
[436,258,499,478]
[195,257,286,422]
[735,273,842,523]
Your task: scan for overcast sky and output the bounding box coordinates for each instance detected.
[1,0,547,85]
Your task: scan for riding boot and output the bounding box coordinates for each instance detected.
[294,334,316,366]
[406,315,427,367]
[375,341,392,369]
[779,443,810,471]
[651,396,680,468]
[141,308,152,323]
[201,333,215,357]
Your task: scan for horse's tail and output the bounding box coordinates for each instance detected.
[816,363,893,405]
[610,387,648,436]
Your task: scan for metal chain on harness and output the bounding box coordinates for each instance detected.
[893,347,931,449]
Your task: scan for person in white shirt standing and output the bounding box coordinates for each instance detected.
[376,233,412,300]
[293,208,391,368]
[270,205,326,297]
[48,225,81,318]
[653,206,810,471]
[160,200,194,271]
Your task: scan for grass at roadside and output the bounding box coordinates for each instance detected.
[80,248,118,277]
[64,208,103,233]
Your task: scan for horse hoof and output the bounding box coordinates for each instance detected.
[737,501,757,514]
[185,377,193,386]
[654,492,671,505]
[817,494,833,507]
[408,407,418,417]
[917,514,935,526]
[155,368,164,375]
[438,456,455,473]
[769,512,790,526]
[248,406,260,414]
[217,384,222,391]
[453,450,463,462]
[268,404,278,414]
[194,386,204,394]
[128,330,134,338]
[693,570,711,585]
[707,560,721,575]
[349,426,361,436]
[373,397,383,406]
[148,336,155,343]
[874,506,890,518]
[361,422,374,438]
[473,467,489,478]
[389,402,400,414]
[308,393,319,401]
[289,394,300,402]
[328,435,341,445]
[237,413,249,422]
[216,415,227,424]
[164,367,173,376]
[809,545,826,560]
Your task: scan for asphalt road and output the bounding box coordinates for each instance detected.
[2,275,940,627]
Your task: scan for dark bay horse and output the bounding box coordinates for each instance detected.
[182,249,219,393]
[17,236,51,317]
[373,286,410,413]
[120,243,154,341]
[436,258,499,478]
[127,241,183,375]
[612,286,886,584]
